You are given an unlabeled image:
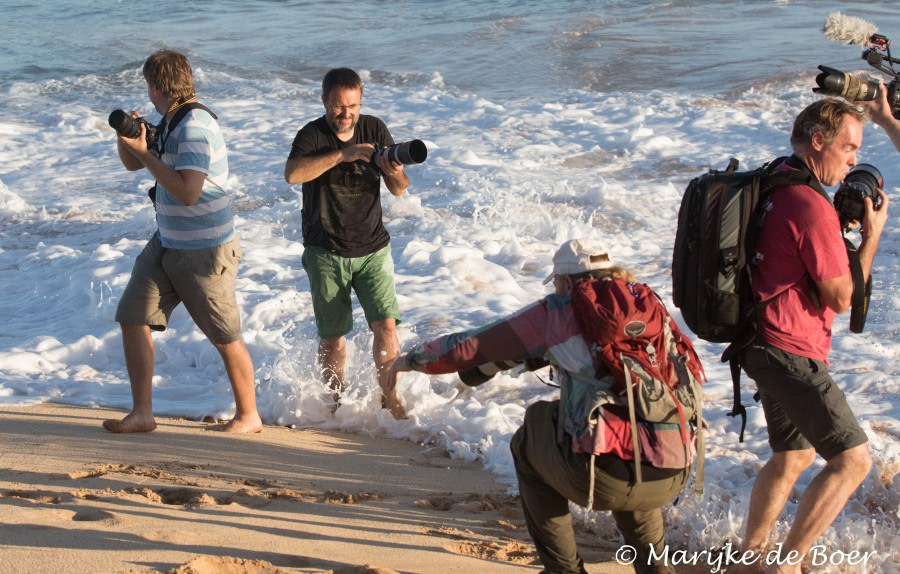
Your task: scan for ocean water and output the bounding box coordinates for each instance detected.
[1,0,899,571]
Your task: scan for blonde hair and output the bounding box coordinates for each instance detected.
[571,265,636,283]
[595,266,636,283]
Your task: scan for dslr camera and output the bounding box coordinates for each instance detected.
[108,109,159,149]
[814,33,900,119]
[370,139,427,170]
[833,163,884,229]
[458,357,550,387]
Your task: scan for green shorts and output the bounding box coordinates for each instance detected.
[115,233,244,345]
[302,243,401,340]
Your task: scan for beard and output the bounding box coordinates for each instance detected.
[329,114,357,135]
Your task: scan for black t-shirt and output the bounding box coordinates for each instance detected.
[288,115,395,257]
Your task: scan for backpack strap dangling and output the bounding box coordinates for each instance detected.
[693,387,705,494]
[623,354,643,486]
[726,358,747,442]
[586,454,597,510]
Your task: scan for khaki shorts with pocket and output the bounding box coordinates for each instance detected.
[115,233,244,345]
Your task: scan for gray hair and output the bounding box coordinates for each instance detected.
[791,97,866,151]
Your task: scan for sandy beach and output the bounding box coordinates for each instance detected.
[0,404,634,574]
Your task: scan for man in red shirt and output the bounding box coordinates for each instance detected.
[739,98,889,573]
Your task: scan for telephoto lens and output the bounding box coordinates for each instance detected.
[108,109,158,148]
[457,357,550,387]
[108,109,142,139]
[813,65,882,101]
[371,139,428,166]
[458,360,522,387]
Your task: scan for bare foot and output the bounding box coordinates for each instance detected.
[322,391,341,415]
[382,392,407,420]
[102,414,157,434]
[205,415,263,434]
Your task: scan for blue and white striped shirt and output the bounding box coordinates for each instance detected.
[155,108,235,249]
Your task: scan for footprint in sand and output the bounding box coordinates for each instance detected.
[156,487,231,506]
[63,463,201,486]
[0,489,64,504]
[72,508,119,524]
[415,492,513,513]
[166,556,320,574]
[483,518,520,531]
[256,488,384,505]
[422,526,475,541]
[166,556,395,574]
[234,477,280,488]
[328,566,400,574]
[320,490,383,504]
[447,540,540,566]
[140,529,201,544]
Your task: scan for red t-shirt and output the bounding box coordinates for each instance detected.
[751,180,849,363]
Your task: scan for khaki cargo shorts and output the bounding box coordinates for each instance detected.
[115,233,244,344]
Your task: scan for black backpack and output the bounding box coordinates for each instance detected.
[671,156,817,441]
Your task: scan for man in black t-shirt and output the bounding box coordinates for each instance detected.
[284,68,409,418]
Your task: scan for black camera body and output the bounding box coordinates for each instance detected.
[370,139,427,169]
[458,357,550,387]
[108,109,159,149]
[833,163,884,228]
[814,33,900,119]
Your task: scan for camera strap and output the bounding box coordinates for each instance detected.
[155,102,217,158]
[148,102,218,208]
[844,236,872,333]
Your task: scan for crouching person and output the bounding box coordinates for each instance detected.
[389,239,705,574]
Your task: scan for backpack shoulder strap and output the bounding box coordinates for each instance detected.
[157,102,217,136]
[761,155,827,198]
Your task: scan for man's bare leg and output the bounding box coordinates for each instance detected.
[103,324,158,433]
[742,449,816,556]
[319,336,347,398]
[372,318,404,418]
[764,444,871,574]
[208,338,263,434]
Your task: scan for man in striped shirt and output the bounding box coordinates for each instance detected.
[105,49,262,435]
